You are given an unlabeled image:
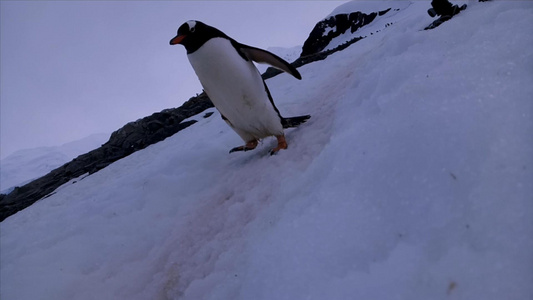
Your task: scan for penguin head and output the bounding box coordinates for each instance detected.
[170,20,226,54]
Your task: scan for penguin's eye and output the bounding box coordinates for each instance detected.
[190,27,196,33]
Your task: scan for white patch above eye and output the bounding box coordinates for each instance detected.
[187,20,197,32]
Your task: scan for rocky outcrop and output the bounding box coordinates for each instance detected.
[301,8,393,57]
[104,94,213,153]
[0,94,213,221]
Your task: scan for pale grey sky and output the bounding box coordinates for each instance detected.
[0,1,346,158]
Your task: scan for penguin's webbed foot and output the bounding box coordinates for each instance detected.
[229,146,254,153]
[269,135,288,155]
[229,140,258,154]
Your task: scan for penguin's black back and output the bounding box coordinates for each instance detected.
[177,21,229,54]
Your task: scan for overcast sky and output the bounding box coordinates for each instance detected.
[0,1,346,158]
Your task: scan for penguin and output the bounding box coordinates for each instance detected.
[170,20,310,154]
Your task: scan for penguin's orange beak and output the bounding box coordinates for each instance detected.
[170,35,185,45]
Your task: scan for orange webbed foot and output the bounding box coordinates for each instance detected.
[269,135,288,155]
[229,140,258,153]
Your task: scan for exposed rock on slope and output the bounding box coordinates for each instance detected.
[301,8,395,56]
[0,94,212,221]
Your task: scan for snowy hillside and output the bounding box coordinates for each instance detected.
[2,1,532,300]
[0,133,108,194]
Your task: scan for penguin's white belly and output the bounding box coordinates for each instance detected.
[187,38,283,141]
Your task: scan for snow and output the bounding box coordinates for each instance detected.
[266,45,302,64]
[0,133,109,193]
[323,25,336,37]
[2,1,532,300]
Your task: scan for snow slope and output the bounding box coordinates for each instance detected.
[0,133,109,193]
[2,1,532,300]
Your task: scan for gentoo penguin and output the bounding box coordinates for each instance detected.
[170,20,310,154]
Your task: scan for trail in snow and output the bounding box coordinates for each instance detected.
[1,1,532,300]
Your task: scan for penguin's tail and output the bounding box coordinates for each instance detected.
[281,115,311,129]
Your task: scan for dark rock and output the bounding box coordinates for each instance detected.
[301,8,392,57]
[0,94,213,222]
[424,4,467,30]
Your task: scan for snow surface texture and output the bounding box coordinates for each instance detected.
[0,133,108,194]
[2,1,533,299]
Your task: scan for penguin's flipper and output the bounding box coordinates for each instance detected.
[281,115,311,129]
[238,44,302,80]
